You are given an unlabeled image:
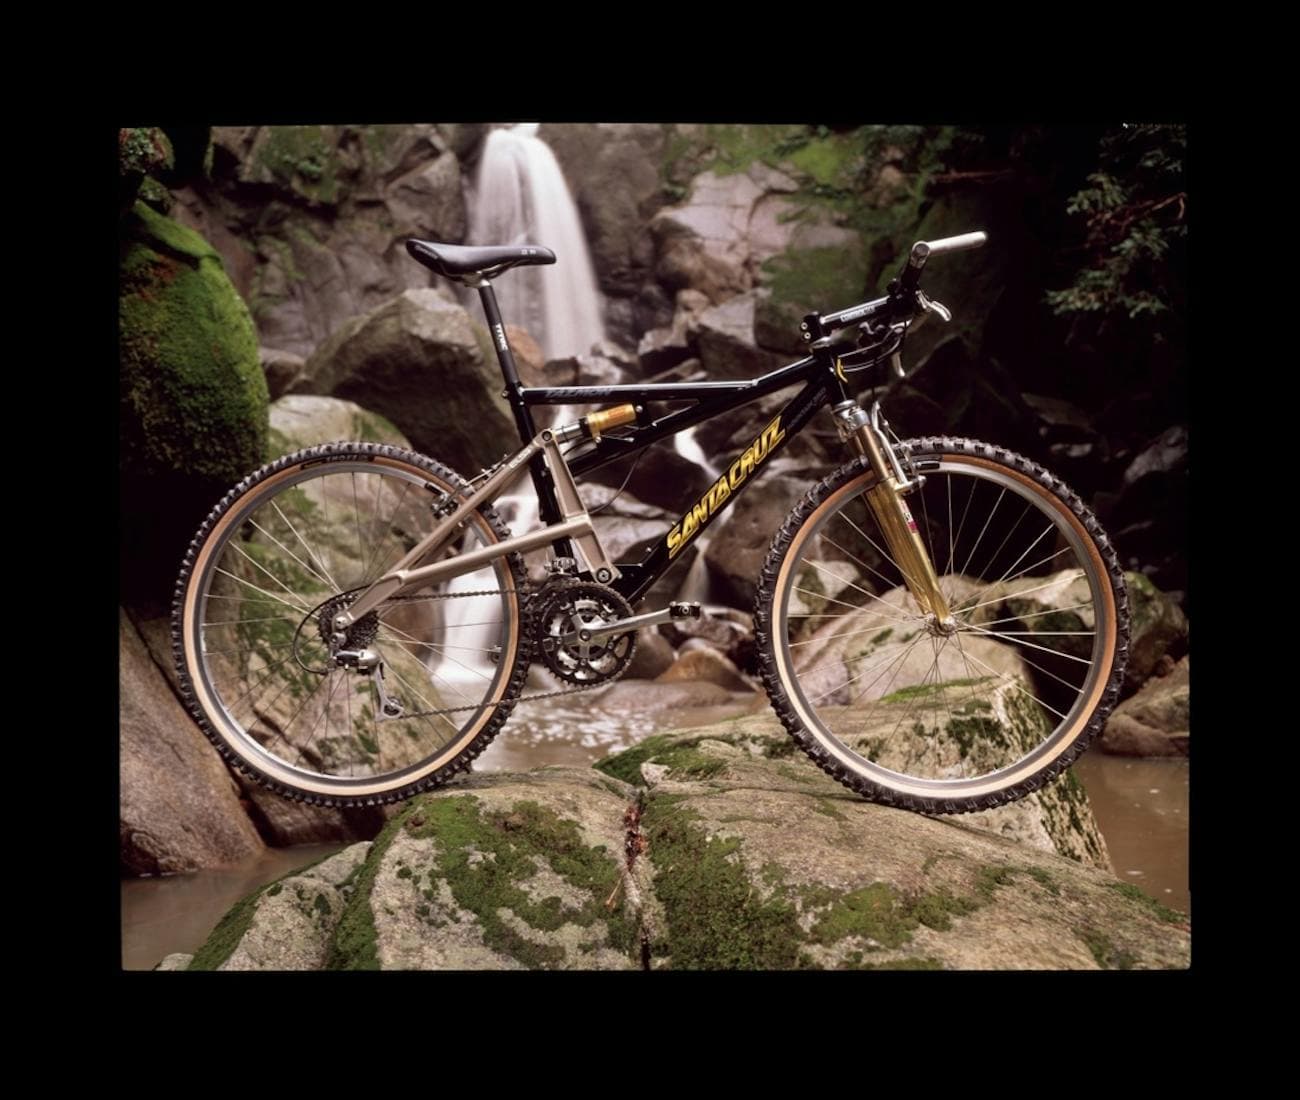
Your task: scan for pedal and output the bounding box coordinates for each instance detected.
[669,601,702,620]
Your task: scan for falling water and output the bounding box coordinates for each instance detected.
[468,123,606,360]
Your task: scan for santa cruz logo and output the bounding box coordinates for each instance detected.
[667,414,786,559]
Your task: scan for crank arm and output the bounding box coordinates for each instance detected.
[566,601,701,644]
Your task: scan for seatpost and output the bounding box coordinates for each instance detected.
[477,283,523,390]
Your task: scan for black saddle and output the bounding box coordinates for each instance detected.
[406,239,556,281]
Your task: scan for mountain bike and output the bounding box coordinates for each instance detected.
[172,231,1129,813]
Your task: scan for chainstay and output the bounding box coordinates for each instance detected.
[382,583,635,718]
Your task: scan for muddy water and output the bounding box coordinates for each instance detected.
[122,694,1188,969]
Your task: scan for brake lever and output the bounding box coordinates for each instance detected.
[916,290,951,323]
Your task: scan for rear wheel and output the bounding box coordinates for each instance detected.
[172,443,528,806]
[756,437,1129,813]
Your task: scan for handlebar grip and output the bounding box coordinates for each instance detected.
[925,231,988,256]
[897,230,988,295]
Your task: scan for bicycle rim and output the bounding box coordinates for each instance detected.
[766,443,1121,806]
[178,449,523,802]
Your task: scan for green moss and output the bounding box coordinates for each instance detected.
[974,864,1018,901]
[253,126,340,206]
[641,796,803,969]
[809,883,917,949]
[188,848,338,971]
[1025,867,1060,896]
[909,888,980,932]
[1106,882,1186,924]
[188,888,265,971]
[327,809,411,970]
[119,127,174,177]
[594,733,681,787]
[403,796,635,969]
[871,628,894,645]
[946,715,1009,759]
[762,245,868,316]
[596,734,749,785]
[1077,927,1136,970]
[137,176,173,214]
[812,797,848,822]
[119,202,268,486]
[880,677,989,704]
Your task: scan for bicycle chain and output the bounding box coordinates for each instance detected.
[380,582,635,719]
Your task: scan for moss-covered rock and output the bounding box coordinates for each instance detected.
[119,200,268,608]
[191,743,1186,970]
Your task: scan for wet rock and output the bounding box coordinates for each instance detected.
[291,288,516,476]
[656,646,753,692]
[694,292,786,381]
[268,393,409,458]
[260,347,305,400]
[119,609,265,875]
[332,770,642,970]
[624,630,677,679]
[584,440,715,515]
[190,844,373,971]
[703,474,808,609]
[190,735,1186,969]
[505,324,547,384]
[1123,572,1188,692]
[1107,426,1189,595]
[1101,656,1189,756]
[383,150,467,244]
[598,680,736,711]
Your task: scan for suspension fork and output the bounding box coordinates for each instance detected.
[831,398,953,623]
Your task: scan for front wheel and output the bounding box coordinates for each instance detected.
[172,443,529,806]
[756,437,1129,814]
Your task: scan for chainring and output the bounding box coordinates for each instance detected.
[531,580,637,686]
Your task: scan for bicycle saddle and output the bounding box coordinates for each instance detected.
[406,239,556,280]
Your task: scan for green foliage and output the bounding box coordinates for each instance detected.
[1046,124,1186,327]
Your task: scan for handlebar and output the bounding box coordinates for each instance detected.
[898,231,987,295]
[802,230,988,345]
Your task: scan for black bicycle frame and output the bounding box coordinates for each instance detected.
[476,284,854,606]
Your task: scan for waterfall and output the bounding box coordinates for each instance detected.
[468,123,606,360]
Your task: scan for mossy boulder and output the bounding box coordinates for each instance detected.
[119,201,269,609]
[188,744,1187,969]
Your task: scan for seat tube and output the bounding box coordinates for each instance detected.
[475,284,571,552]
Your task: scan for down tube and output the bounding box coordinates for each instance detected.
[612,378,830,605]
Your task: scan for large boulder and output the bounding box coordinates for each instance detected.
[693,292,786,381]
[189,745,1189,969]
[290,289,517,476]
[120,609,265,875]
[703,474,808,609]
[1101,656,1189,756]
[267,393,409,459]
[119,200,268,610]
[383,151,468,244]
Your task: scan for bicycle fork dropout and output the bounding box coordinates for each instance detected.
[831,398,955,630]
